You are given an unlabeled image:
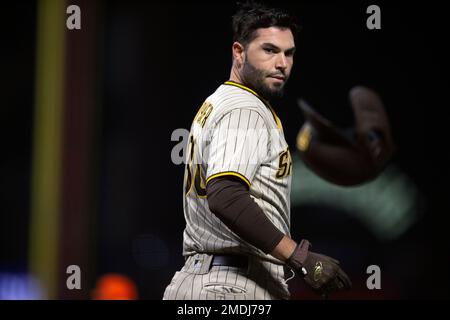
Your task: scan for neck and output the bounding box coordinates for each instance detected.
[229,65,242,84]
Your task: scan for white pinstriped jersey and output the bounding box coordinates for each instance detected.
[182,81,293,265]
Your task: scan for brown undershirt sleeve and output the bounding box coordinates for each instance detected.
[206,176,284,254]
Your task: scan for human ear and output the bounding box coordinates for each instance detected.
[232,42,245,67]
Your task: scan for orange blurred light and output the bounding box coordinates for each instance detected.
[91,273,138,300]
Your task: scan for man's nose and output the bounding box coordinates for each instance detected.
[275,53,288,70]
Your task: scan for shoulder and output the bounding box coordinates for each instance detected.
[205,84,268,127]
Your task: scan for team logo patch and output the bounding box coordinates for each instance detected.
[276,148,293,178]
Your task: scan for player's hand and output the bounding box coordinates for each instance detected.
[296,88,395,186]
[302,251,352,296]
[286,240,352,296]
[349,86,395,166]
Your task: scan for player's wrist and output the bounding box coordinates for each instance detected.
[286,239,310,277]
[270,235,297,262]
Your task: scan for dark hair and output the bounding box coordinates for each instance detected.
[232,1,299,47]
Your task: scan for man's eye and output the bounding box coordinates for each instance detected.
[264,48,275,53]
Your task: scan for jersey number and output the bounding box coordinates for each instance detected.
[185,136,207,197]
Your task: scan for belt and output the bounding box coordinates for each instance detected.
[211,254,248,268]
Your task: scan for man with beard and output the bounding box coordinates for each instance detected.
[163,2,352,300]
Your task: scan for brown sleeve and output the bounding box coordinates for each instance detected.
[206,176,284,254]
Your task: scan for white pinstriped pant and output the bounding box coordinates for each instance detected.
[163,253,291,300]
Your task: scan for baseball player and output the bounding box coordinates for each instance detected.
[163,2,393,300]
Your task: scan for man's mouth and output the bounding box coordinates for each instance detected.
[268,74,285,81]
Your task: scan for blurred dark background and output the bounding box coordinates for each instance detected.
[1,0,449,299]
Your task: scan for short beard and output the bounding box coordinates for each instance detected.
[241,58,286,101]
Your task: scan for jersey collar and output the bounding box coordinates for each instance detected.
[223,81,282,130]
